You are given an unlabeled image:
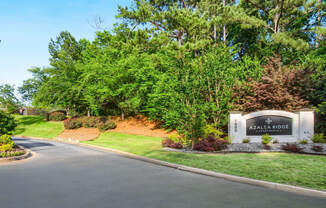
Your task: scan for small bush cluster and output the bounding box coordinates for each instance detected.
[49,111,66,121]
[261,134,272,145]
[203,125,224,138]
[64,116,116,131]
[194,136,228,152]
[299,139,309,144]
[0,134,15,152]
[64,118,83,129]
[282,143,302,153]
[311,145,324,152]
[97,120,117,132]
[80,116,105,128]
[311,133,326,143]
[162,138,183,149]
[0,111,17,135]
[242,138,250,143]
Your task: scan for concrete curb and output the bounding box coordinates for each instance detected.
[14,136,326,198]
[0,145,32,163]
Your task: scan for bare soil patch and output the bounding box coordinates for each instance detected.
[57,116,175,141]
[57,127,100,141]
[110,115,175,138]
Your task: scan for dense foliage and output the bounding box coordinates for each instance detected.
[0,84,20,114]
[48,111,66,121]
[0,134,15,152]
[19,0,326,145]
[63,116,116,132]
[0,111,17,135]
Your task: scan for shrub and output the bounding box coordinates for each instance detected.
[272,139,279,144]
[194,136,228,152]
[261,134,272,145]
[167,133,179,143]
[311,145,323,152]
[162,138,183,149]
[64,118,82,129]
[0,134,14,144]
[223,136,232,144]
[97,120,116,132]
[0,110,17,135]
[282,143,302,153]
[0,135,15,152]
[81,116,106,128]
[264,144,271,150]
[203,125,224,138]
[242,138,250,143]
[311,133,326,143]
[49,111,66,121]
[0,144,14,152]
[299,139,309,144]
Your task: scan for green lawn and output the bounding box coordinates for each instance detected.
[13,115,64,139]
[84,132,326,191]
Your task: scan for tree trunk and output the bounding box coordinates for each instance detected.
[316,0,322,48]
[121,111,125,120]
[213,24,217,43]
[223,0,227,42]
[87,109,90,117]
[191,139,196,150]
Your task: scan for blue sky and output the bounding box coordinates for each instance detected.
[0,0,132,88]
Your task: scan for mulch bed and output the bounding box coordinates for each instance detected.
[110,115,176,138]
[57,127,100,141]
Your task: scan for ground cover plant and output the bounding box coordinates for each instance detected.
[84,132,326,191]
[0,134,24,158]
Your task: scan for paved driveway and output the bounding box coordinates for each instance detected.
[0,138,325,208]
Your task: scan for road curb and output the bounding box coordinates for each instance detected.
[0,145,32,163]
[14,136,326,198]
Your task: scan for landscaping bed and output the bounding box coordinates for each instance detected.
[164,143,326,155]
[0,134,25,159]
[0,147,25,158]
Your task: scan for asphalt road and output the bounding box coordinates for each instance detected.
[0,138,325,208]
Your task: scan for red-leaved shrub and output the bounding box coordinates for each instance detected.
[194,136,228,152]
[162,138,183,149]
[282,143,302,153]
[233,56,310,112]
[311,145,323,152]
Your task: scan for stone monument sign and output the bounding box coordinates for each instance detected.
[229,110,314,143]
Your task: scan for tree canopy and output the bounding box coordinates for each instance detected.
[21,0,326,140]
